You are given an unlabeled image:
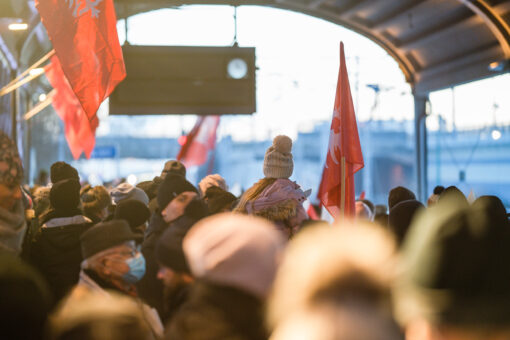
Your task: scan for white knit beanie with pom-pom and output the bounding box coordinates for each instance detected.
[263,135,293,179]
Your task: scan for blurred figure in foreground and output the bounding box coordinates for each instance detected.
[0,253,51,340]
[395,196,510,340]
[268,220,401,340]
[49,290,153,340]
[167,213,285,340]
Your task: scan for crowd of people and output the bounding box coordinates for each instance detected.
[0,131,509,340]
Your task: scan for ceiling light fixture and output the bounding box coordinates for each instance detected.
[8,23,28,31]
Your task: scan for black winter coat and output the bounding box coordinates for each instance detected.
[138,199,208,320]
[167,281,268,340]
[29,213,93,303]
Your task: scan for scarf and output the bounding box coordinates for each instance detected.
[0,199,27,255]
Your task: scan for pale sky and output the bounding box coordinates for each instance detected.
[96,5,509,141]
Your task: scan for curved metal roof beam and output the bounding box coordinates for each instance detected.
[271,1,417,85]
[458,0,510,58]
[116,1,418,86]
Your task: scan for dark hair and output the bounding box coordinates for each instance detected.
[166,281,267,340]
[360,199,375,215]
[50,162,79,183]
[0,254,52,340]
[433,185,445,195]
[388,200,424,246]
[388,187,416,211]
[438,186,468,207]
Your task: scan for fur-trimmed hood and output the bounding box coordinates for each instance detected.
[245,179,308,236]
[252,199,297,222]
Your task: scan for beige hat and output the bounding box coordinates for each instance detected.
[263,135,293,179]
[198,174,227,196]
[183,213,285,298]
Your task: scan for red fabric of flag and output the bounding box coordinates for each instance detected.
[45,56,97,159]
[35,0,126,125]
[318,42,364,218]
[177,116,220,168]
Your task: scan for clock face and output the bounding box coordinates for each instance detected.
[227,58,248,79]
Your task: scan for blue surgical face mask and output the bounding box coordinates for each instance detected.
[123,253,146,284]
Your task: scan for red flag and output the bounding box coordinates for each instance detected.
[307,204,320,220]
[318,42,364,218]
[45,56,97,159]
[177,116,220,168]
[35,0,126,126]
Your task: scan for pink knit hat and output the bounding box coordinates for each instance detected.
[183,213,285,298]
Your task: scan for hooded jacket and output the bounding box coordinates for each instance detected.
[246,179,308,238]
[29,210,92,302]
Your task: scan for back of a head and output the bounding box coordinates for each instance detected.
[395,196,510,329]
[183,213,285,299]
[81,186,110,217]
[268,221,396,330]
[437,186,468,207]
[355,201,373,221]
[388,187,416,211]
[270,302,402,340]
[204,186,237,214]
[0,254,52,340]
[50,179,81,213]
[51,162,79,184]
[361,199,375,216]
[388,200,424,247]
[472,195,508,228]
[114,199,150,232]
[50,290,152,340]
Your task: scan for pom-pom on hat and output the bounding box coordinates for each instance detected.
[263,135,293,179]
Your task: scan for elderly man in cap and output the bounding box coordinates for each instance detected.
[0,131,26,255]
[394,195,510,340]
[73,220,163,336]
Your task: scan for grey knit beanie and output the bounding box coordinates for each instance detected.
[263,135,293,179]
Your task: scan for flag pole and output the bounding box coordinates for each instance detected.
[0,49,55,97]
[23,89,56,121]
[340,156,346,217]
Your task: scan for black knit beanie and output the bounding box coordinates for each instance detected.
[157,174,197,211]
[50,161,79,183]
[50,179,81,212]
[114,199,150,231]
[155,218,193,274]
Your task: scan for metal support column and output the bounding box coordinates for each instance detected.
[414,93,428,203]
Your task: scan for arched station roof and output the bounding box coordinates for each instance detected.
[114,0,510,95]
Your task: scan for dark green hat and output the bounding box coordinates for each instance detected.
[395,196,510,327]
